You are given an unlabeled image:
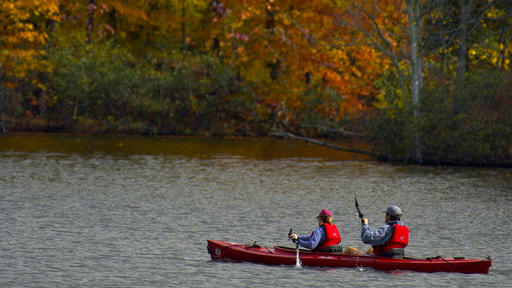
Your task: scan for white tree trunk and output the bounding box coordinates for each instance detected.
[406,0,423,163]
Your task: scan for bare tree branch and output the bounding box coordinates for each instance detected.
[269,131,374,157]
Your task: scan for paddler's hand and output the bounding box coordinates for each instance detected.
[289,234,298,241]
[361,217,368,226]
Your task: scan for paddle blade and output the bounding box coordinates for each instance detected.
[355,197,364,218]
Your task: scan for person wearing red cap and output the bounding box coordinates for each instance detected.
[289,209,343,253]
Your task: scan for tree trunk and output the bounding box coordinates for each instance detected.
[41,18,57,129]
[0,100,4,134]
[266,0,275,32]
[110,8,117,42]
[0,74,6,134]
[406,0,423,163]
[499,25,507,71]
[456,0,472,84]
[182,0,187,50]
[407,0,422,116]
[87,0,96,43]
[0,110,4,134]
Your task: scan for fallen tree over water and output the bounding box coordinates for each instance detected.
[269,131,375,157]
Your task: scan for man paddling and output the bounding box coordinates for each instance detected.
[360,205,409,258]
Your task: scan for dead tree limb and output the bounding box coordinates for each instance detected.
[299,124,362,136]
[269,131,375,157]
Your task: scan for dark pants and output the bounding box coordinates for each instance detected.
[380,248,405,258]
[316,245,344,253]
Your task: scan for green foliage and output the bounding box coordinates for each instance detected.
[48,40,141,132]
[418,69,512,165]
[364,71,411,161]
[291,86,353,138]
[366,106,412,162]
[137,51,259,135]
[368,69,512,166]
[46,40,258,135]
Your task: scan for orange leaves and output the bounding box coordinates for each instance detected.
[1,0,410,129]
[107,1,149,23]
[0,0,60,87]
[201,0,396,122]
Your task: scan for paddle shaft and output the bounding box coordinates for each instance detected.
[288,228,299,248]
[289,228,301,267]
[355,197,365,224]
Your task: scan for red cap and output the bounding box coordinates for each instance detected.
[318,209,333,217]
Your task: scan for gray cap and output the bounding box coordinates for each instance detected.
[384,205,402,216]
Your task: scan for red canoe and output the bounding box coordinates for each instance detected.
[207,239,492,274]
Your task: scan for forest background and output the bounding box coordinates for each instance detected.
[1,0,511,166]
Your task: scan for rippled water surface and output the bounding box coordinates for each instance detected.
[0,134,511,287]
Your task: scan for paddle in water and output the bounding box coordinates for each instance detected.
[355,196,365,224]
[288,228,302,268]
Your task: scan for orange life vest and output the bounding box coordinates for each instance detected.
[374,224,409,256]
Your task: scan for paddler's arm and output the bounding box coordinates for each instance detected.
[296,226,325,250]
[360,219,393,246]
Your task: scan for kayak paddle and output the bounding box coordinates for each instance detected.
[288,228,302,268]
[355,196,364,224]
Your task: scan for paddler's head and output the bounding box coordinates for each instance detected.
[317,209,333,225]
[384,205,402,222]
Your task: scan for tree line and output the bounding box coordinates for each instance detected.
[1,0,511,166]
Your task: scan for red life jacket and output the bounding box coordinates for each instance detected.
[315,223,341,250]
[374,224,409,256]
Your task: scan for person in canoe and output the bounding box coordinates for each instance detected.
[289,209,360,254]
[360,205,409,258]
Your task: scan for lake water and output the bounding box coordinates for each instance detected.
[0,134,510,287]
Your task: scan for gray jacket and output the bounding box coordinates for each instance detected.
[361,220,404,246]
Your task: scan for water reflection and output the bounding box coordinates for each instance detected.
[0,133,373,161]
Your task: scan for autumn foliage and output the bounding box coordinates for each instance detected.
[0,0,59,86]
[0,0,511,165]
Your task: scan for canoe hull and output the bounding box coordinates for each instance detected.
[207,239,491,274]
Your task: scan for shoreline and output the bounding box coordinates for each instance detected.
[2,132,511,168]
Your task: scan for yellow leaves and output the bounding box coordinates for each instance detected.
[13,22,34,30]
[351,66,362,78]
[1,0,60,89]
[1,1,15,10]
[486,7,504,18]
[2,0,60,22]
[20,31,47,43]
[281,16,291,26]
[374,88,402,111]
[32,79,47,91]
[468,41,511,70]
